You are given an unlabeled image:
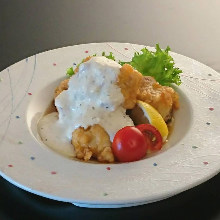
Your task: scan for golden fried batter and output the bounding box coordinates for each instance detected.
[117,64,143,109]
[54,79,69,98]
[72,124,114,163]
[137,76,179,121]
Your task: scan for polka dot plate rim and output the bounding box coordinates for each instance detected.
[0,42,219,208]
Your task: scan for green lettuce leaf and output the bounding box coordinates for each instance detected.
[119,44,182,86]
[66,67,74,77]
[102,52,115,61]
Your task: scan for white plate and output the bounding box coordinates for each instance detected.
[0,42,219,208]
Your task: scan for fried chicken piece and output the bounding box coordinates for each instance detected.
[55,62,143,109]
[137,76,179,121]
[118,64,143,109]
[55,62,143,163]
[72,124,114,163]
[70,64,142,162]
[54,79,69,98]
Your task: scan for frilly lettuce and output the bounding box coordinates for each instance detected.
[119,44,182,86]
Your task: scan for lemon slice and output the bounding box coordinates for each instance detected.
[135,100,169,142]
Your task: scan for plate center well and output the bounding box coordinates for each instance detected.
[26,77,193,162]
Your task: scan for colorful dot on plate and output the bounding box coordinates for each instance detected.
[28,92,32,95]
[124,48,128,50]
[103,193,108,196]
[53,63,56,66]
[73,63,77,66]
[8,165,13,167]
[85,50,89,53]
[208,74,212,76]
[206,122,211,125]
[203,162,208,165]
[51,171,57,175]
[30,156,35,160]
[106,167,111,170]
[192,146,198,149]
[16,116,20,119]
[153,163,157,166]
[18,141,23,144]
[209,107,214,111]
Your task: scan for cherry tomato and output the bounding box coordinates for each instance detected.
[136,124,163,152]
[112,126,148,162]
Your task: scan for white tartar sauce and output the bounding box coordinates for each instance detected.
[38,56,134,157]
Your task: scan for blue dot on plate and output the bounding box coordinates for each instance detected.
[153,163,157,166]
[30,156,35,160]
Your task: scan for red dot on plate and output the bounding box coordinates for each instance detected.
[106,167,111,170]
[203,162,208,165]
[28,92,32,95]
[51,171,57,175]
[85,50,89,53]
[8,165,13,167]
[124,48,128,50]
[53,63,57,66]
[209,107,214,111]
